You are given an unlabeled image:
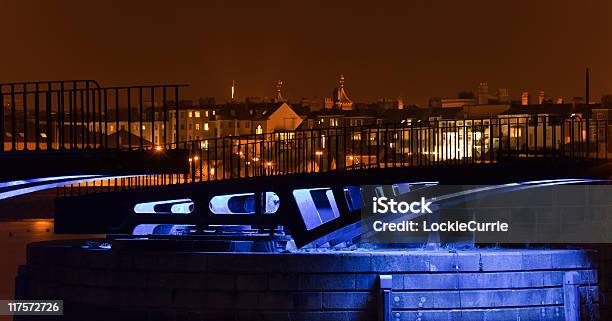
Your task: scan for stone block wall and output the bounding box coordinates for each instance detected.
[15,241,601,321]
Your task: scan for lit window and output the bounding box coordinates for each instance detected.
[195,111,200,118]
[142,125,146,130]
[256,125,263,134]
[204,123,209,131]
[189,111,193,118]
[510,128,522,138]
[212,110,216,115]
[205,111,209,117]
[195,123,200,130]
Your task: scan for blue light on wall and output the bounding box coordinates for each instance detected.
[209,192,279,214]
[132,224,195,235]
[0,175,101,189]
[133,199,194,214]
[0,174,145,200]
[392,181,439,196]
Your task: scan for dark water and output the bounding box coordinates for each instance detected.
[0,220,100,300]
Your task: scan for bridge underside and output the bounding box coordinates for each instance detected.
[0,149,189,181]
[54,158,612,247]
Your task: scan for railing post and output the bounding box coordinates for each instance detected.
[34,84,40,150]
[10,84,16,151]
[191,141,196,183]
[150,87,155,149]
[0,90,3,152]
[378,275,392,321]
[139,87,143,150]
[585,117,590,159]
[22,89,27,150]
[563,271,581,321]
[174,86,179,144]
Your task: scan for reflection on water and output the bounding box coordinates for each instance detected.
[0,219,100,300]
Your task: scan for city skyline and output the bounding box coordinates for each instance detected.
[162,74,600,106]
[1,0,611,105]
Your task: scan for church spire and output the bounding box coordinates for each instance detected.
[335,74,353,110]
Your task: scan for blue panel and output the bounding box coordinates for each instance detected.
[344,186,363,211]
[293,188,340,231]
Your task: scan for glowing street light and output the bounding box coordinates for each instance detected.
[315,151,323,156]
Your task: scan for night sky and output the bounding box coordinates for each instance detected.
[1,0,610,105]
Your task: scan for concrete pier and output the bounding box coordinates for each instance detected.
[16,240,600,321]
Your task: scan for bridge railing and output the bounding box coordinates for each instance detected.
[0,80,187,152]
[177,116,610,181]
[58,115,611,196]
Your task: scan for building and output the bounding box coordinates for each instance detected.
[333,74,353,110]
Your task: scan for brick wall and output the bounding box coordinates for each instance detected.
[16,242,601,321]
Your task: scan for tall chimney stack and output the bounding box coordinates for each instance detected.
[585,67,589,105]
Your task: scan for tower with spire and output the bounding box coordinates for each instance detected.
[333,74,353,110]
[275,80,285,103]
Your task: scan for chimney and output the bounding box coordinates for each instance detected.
[585,67,590,105]
[538,90,546,105]
[521,91,530,106]
[478,82,489,105]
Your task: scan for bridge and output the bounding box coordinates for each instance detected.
[6,80,612,321]
[1,80,610,245]
[39,91,609,247]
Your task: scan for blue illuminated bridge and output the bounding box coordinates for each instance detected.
[4,80,612,321]
[1,79,611,246]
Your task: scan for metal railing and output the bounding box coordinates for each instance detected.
[0,80,187,152]
[59,116,611,196]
